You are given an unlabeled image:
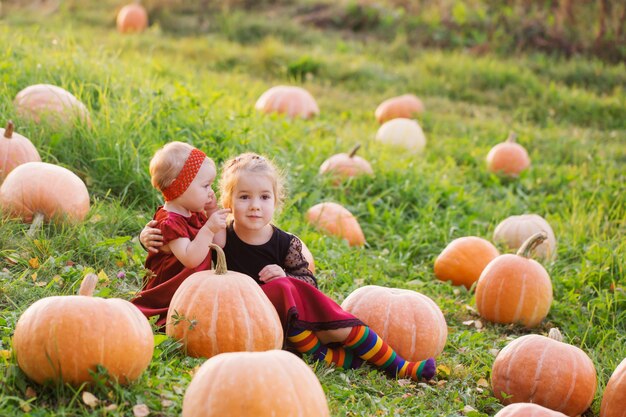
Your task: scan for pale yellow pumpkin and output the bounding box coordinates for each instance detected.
[319,144,374,184]
[600,358,626,417]
[13,274,154,386]
[341,285,447,361]
[255,85,319,119]
[491,328,597,417]
[116,3,149,33]
[0,120,41,183]
[375,94,425,124]
[0,162,90,235]
[493,214,557,260]
[166,244,283,358]
[183,350,330,417]
[475,232,553,328]
[14,84,90,128]
[375,118,426,154]
[306,202,365,247]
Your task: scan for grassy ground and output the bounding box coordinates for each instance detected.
[0,1,625,416]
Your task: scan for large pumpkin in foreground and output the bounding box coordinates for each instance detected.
[306,202,365,247]
[183,350,329,417]
[601,358,626,417]
[375,94,425,124]
[375,118,426,154]
[0,162,90,232]
[255,85,319,119]
[166,244,283,358]
[0,120,41,183]
[491,328,597,417]
[14,84,90,128]
[13,274,154,386]
[434,236,499,289]
[475,232,552,328]
[494,403,568,417]
[341,285,447,361]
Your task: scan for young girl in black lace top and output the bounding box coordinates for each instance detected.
[141,152,436,381]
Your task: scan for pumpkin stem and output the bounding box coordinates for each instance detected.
[4,121,13,138]
[516,231,547,258]
[548,328,563,342]
[506,132,518,143]
[209,243,227,275]
[27,213,45,237]
[348,144,361,158]
[79,273,99,297]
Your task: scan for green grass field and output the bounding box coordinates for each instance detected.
[0,1,625,416]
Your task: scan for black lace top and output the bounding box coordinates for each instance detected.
[215,223,317,288]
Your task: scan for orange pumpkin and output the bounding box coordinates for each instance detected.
[0,120,41,183]
[14,84,90,128]
[306,202,365,247]
[166,244,283,358]
[0,162,90,235]
[486,133,530,177]
[255,85,319,119]
[13,274,154,386]
[494,403,568,417]
[475,232,552,328]
[182,350,330,417]
[375,118,426,154]
[493,214,557,260]
[375,94,425,124]
[600,358,626,417]
[300,239,315,274]
[491,328,597,417]
[319,144,374,184]
[341,285,447,361]
[434,236,500,289]
[116,3,149,33]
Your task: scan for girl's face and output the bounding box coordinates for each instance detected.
[177,159,217,213]
[231,172,275,232]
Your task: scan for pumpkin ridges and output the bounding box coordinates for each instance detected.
[601,358,626,417]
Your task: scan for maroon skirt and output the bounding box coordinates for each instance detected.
[261,277,363,336]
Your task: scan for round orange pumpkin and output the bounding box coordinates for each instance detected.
[493,214,557,260]
[0,120,41,183]
[306,202,365,247]
[255,85,319,119]
[486,132,530,177]
[14,84,90,128]
[0,162,90,234]
[116,3,149,33]
[182,350,330,417]
[341,285,447,361]
[375,94,425,124]
[375,118,426,154]
[13,274,154,386]
[166,244,283,358]
[600,358,626,417]
[475,232,552,328]
[434,236,500,289]
[494,403,568,417]
[319,144,374,184]
[491,328,597,417]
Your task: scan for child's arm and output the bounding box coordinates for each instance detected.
[259,237,317,287]
[169,208,230,268]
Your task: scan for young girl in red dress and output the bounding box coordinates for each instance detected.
[132,141,230,327]
[141,152,436,381]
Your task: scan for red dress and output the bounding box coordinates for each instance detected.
[132,207,212,327]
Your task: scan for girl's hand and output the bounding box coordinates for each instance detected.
[259,264,286,283]
[206,208,231,234]
[140,220,163,253]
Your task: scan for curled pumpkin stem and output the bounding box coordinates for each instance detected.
[79,273,99,297]
[209,243,227,275]
[348,144,361,158]
[516,231,547,258]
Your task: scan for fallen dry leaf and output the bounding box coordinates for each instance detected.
[28,257,40,269]
[133,403,150,417]
[25,386,37,399]
[476,378,489,387]
[82,391,99,408]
